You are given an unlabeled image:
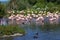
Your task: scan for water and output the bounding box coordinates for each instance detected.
[0,18,60,40]
[13,28,60,40]
[1,26,60,40]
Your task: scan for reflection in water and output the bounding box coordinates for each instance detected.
[0,37,13,40]
[5,37,13,40]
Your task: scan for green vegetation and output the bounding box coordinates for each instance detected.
[7,0,60,11]
[0,0,60,17]
[0,3,7,18]
[0,25,25,36]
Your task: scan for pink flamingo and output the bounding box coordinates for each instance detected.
[36,16,44,25]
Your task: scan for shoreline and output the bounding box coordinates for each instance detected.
[0,33,24,38]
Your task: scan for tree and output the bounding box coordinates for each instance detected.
[7,0,29,10]
[28,0,37,6]
[0,3,6,18]
[7,0,60,11]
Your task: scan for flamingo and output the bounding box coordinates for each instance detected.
[36,16,44,25]
[8,14,16,25]
[54,13,59,24]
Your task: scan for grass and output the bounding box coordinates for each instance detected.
[0,25,25,36]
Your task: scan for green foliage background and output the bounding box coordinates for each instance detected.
[0,0,60,17]
[7,0,60,10]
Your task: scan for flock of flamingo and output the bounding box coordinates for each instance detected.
[7,11,60,26]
